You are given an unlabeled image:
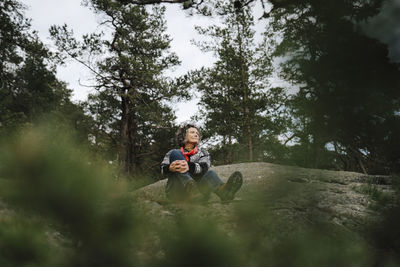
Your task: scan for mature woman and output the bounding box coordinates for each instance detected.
[161,123,243,201]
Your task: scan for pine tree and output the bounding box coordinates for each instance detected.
[193,4,284,162]
[50,1,186,175]
[0,0,76,134]
[269,0,400,173]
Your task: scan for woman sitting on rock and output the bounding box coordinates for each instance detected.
[161,123,243,201]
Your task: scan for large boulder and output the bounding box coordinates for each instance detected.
[133,162,395,234]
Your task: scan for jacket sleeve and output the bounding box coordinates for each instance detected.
[188,149,211,176]
[160,150,173,178]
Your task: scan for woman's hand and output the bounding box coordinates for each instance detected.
[169,160,189,173]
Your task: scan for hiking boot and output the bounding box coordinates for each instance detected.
[215,171,243,201]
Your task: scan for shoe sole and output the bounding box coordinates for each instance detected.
[222,171,243,201]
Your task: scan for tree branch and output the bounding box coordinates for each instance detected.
[283,133,297,146]
[126,0,186,5]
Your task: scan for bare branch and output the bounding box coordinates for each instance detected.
[283,133,297,146]
[126,0,186,5]
[78,78,98,88]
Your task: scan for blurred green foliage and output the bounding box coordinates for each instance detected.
[0,123,399,266]
[0,217,57,267]
[0,125,141,266]
[155,216,242,267]
[1,0,400,266]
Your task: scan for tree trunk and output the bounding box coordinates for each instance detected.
[311,133,319,169]
[119,92,137,175]
[120,93,130,173]
[128,98,137,174]
[357,156,368,175]
[238,27,253,161]
[348,146,368,175]
[228,134,233,164]
[222,135,228,164]
[243,101,253,161]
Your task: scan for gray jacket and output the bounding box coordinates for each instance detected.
[160,147,211,179]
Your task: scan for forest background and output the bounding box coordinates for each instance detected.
[1,0,399,179]
[1,0,400,266]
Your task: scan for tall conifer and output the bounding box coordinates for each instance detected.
[50,1,185,174]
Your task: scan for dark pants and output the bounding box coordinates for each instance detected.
[165,149,223,200]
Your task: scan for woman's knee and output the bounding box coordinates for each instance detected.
[169,149,185,162]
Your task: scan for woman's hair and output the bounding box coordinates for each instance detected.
[176,123,200,147]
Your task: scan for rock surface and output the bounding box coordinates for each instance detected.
[1,162,395,266]
[133,162,395,234]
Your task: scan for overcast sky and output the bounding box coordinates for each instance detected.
[22,0,400,123]
[23,0,223,123]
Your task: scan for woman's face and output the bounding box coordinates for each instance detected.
[185,127,199,145]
